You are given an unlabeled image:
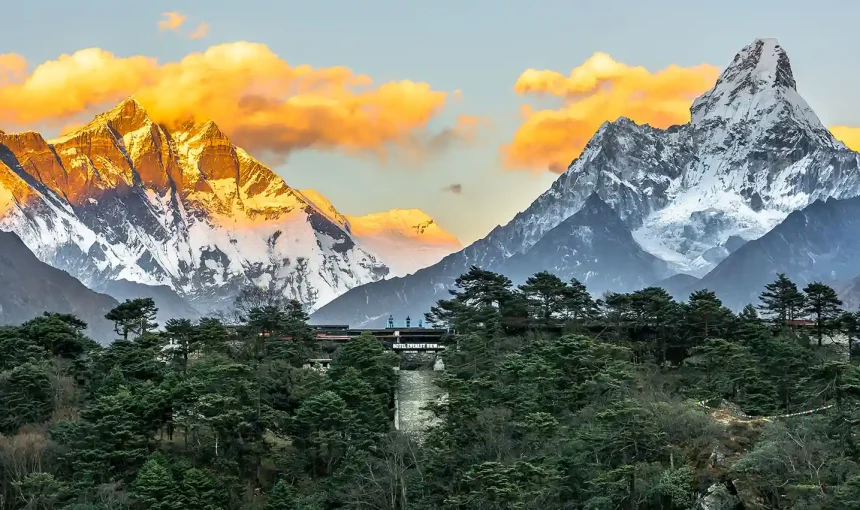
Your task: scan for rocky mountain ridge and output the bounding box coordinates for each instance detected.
[501,193,671,293]
[689,196,860,310]
[0,98,391,313]
[313,37,860,326]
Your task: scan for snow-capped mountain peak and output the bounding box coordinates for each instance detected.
[633,38,860,275]
[690,38,836,149]
[0,98,391,314]
[542,38,859,274]
[311,37,860,328]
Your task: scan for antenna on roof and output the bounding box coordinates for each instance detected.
[387,315,394,329]
[406,316,411,328]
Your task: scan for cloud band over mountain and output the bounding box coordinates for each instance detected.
[2,42,858,174]
[0,43,472,162]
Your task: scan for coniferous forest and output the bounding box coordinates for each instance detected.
[2,268,860,509]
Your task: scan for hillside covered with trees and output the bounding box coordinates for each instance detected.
[1,269,860,509]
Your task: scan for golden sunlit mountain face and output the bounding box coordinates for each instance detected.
[0,42,479,168]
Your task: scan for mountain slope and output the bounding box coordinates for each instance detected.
[635,38,859,273]
[313,37,860,327]
[651,274,701,301]
[0,230,118,342]
[0,99,389,313]
[693,196,860,310]
[502,194,670,293]
[298,189,461,276]
[97,279,201,326]
[837,276,860,313]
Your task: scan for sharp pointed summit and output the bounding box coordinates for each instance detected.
[194,120,229,141]
[312,37,860,329]
[108,96,148,116]
[690,38,835,148]
[86,96,153,136]
[717,38,796,93]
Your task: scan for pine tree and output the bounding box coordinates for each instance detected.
[62,387,153,485]
[105,298,158,340]
[164,318,196,375]
[131,457,181,510]
[519,271,568,324]
[803,281,843,346]
[266,479,299,510]
[178,468,224,510]
[327,367,389,440]
[327,332,398,397]
[688,338,758,401]
[601,292,632,343]
[736,304,767,345]
[21,311,89,359]
[15,472,70,510]
[839,311,860,360]
[758,273,805,323]
[425,266,515,335]
[625,287,676,362]
[685,290,733,346]
[283,299,314,343]
[0,362,54,434]
[195,317,231,355]
[290,391,356,477]
[564,278,599,322]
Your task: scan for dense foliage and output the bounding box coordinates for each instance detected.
[0,269,859,509]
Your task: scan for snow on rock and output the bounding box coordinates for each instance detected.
[501,193,672,294]
[0,98,390,314]
[312,37,860,327]
[477,37,860,275]
[299,189,461,277]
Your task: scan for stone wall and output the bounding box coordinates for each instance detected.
[395,370,442,435]
[398,351,438,370]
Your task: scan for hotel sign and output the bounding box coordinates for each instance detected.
[391,343,442,350]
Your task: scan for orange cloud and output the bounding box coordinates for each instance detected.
[158,12,187,32]
[503,53,720,172]
[830,126,860,152]
[0,54,26,85]
[0,43,471,161]
[188,23,209,40]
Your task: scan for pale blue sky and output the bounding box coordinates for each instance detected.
[0,0,855,243]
